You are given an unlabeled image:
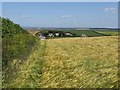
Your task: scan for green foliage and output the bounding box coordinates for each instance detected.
[1,18,38,66]
[3,40,46,88]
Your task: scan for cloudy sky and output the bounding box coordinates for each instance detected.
[2,2,118,28]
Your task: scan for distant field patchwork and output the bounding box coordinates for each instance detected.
[27,29,118,37]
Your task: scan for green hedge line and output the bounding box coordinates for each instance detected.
[1,17,38,67]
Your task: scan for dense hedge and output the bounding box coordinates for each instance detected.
[1,17,38,66]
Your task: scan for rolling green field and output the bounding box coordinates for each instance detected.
[3,36,118,88]
[96,30,119,36]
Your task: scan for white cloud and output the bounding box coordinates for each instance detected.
[60,15,72,18]
[104,7,117,13]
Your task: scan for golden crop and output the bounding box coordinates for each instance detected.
[41,36,118,88]
[3,36,118,88]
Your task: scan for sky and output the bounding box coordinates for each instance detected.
[1,0,120,2]
[2,2,118,28]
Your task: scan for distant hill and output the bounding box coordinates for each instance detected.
[23,27,119,30]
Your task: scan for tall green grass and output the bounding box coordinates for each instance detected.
[3,40,46,88]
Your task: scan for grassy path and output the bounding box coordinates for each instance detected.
[4,40,46,88]
[40,36,118,88]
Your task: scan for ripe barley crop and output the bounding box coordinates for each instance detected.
[41,36,118,88]
[3,36,118,88]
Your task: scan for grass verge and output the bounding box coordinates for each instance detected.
[3,40,46,88]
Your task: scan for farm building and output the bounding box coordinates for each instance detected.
[65,32,74,36]
[39,35,46,40]
[35,32,46,40]
[48,33,55,37]
[35,31,75,38]
[81,34,87,37]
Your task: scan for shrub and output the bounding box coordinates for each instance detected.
[1,17,38,66]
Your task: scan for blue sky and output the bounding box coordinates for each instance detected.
[2,2,118,28]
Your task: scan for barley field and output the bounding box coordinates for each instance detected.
[41,36,118,88]
[3,36,118,88]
